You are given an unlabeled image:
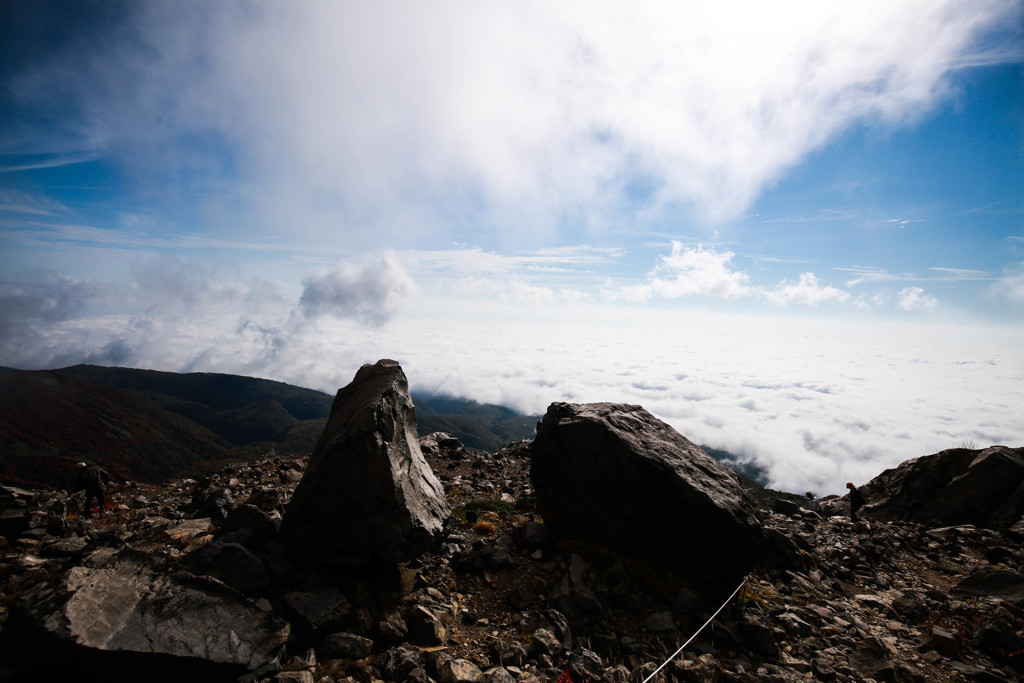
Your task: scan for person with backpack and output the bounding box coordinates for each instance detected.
[846,481,865,522]
[75,462,111,517]
[805,491,822,515]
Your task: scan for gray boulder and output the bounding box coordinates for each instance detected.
[378,645,424,680]
[438,658,484,683]
[5,547,288,677]
[279,359,450,569]
[862,446,1024,528]
[530,402,773,590]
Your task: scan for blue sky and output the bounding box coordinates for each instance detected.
[2,1,1023,493]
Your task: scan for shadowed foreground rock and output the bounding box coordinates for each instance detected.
[1,428,1022,681]
[530,402,775,590]
[862,446,1024,528]
[279,359,450,570]
[1,547,289,681]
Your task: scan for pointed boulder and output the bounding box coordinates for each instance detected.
[280,360,450,569]
[530,402,773,590]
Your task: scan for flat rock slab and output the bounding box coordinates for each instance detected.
[952,567,1024,603]
[11,547,289,672]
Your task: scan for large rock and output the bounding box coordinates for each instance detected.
[529,402,771,590]
[861,446,1024,528]
[2,547,289,680]
[279,360,450,569]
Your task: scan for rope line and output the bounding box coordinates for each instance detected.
[640,575,749,683]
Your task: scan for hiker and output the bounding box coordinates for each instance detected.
[75,462,111,517]
[846,481,865,522]
[805,491,821,515]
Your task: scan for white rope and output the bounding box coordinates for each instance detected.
[641,576,749,683]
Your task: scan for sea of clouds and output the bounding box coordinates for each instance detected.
[389,312,1024,496]
[8,278,1020,498]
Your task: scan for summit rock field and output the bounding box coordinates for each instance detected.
[0,360,1022,682]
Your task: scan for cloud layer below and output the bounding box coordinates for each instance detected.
[3,262,1021,496]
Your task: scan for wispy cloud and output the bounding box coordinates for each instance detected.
[887,218,927,227]
[840,266,904,285]
[452,277,589,306]
[928,267,992,280]
[0,153,98,173]
[403,246,622,276]
[842,266,994,285]
[9,1,1020,242]
[754,210,859,224]
[0,190,70,217]
[0,216,361,257]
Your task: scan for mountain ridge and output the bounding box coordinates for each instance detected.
[0,365,546,488]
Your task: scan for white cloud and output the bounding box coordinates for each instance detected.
[299,254,415,326]
[616,243,751,302]
[897,287,939,311]
[763,273,851,307]
[0,274,113,336]
[992,261,1024,305]
[12,1,1020,241]
[615,244,856,308]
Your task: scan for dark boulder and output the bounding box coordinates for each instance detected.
[0,485,38,540]
[279,360,450,570]
[319,632,373,659]
[861,446,1024,528]
[283,588,353,637]
[188,540,272,594]
[951,567,1024,603]
[530,402,777,591]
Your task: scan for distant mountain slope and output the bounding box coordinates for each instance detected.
[0,370,233,488]
[700,444,771,488]
[414,395,539,451]
[0,366,542,488]
[58,364,334,420]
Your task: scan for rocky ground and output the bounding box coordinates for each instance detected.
[1,436,1022,682]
